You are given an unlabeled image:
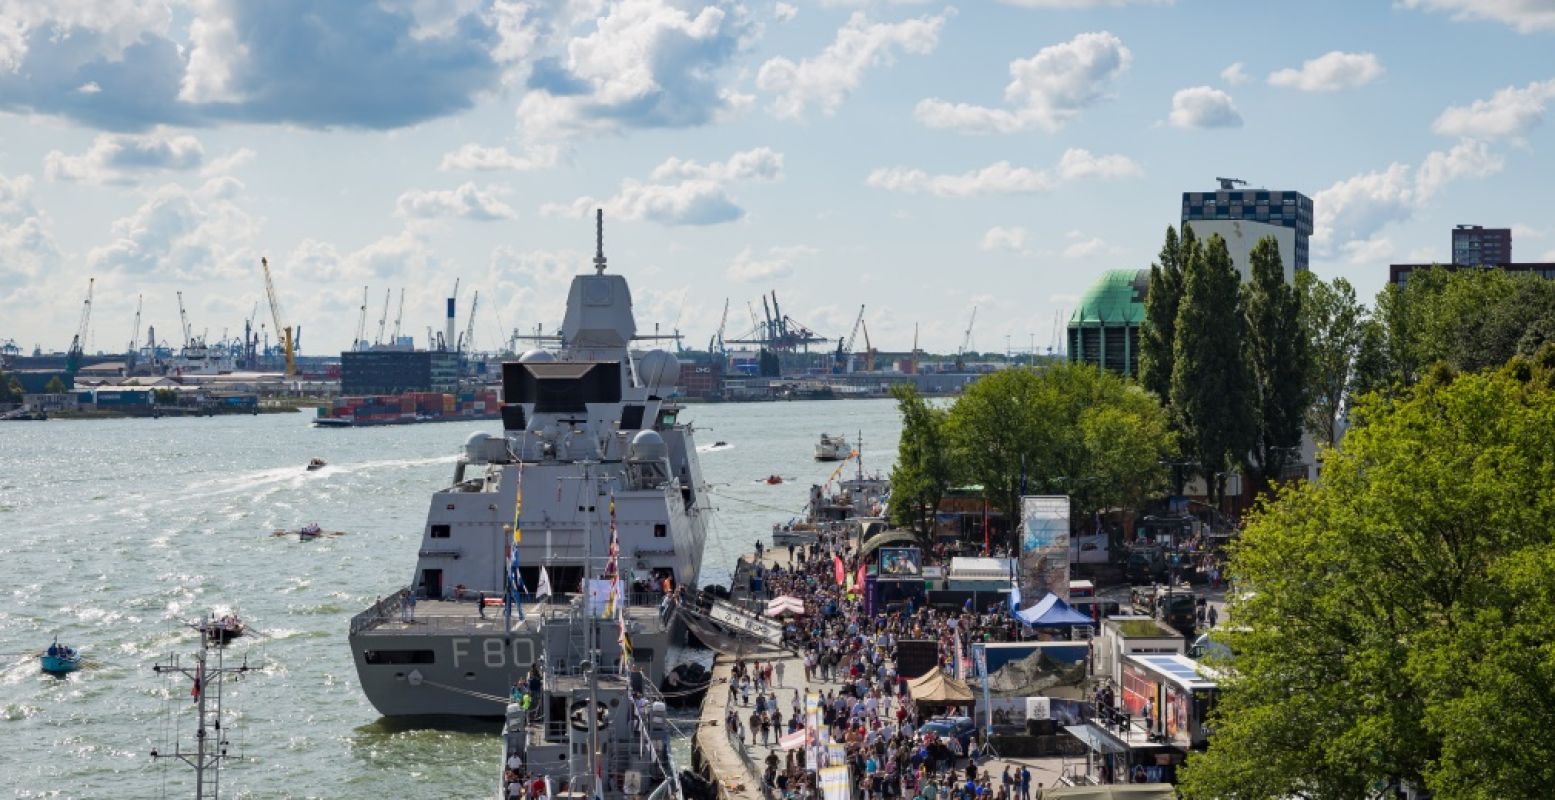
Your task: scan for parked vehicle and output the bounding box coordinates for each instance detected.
[1125,548,1167,584]
[918,716,977,750]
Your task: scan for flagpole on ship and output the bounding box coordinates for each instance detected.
[584,461,602,800]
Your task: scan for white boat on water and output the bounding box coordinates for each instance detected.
[814,432,849,461]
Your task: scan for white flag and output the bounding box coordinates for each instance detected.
[537,567,553,599]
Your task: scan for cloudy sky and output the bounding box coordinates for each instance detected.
[2,0,1553,358]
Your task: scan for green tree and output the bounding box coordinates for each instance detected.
[44,376,66,394]
[1242,237,1308,482]
[887,384,953,536]
[6,376,21,402]
[1296,272,1365,448]
[1139,225,1196,403]
[1169,234,1254,501]
[1180,355,1555,800]
[943,363,1172,525]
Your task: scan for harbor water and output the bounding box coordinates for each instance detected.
[0,399,900,798]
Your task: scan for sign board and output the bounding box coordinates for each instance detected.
[1018,496,1070,602]
[710,600,784,644]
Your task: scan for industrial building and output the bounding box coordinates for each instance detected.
[1181,179,1313,282]
[1067,269,1148,378]
[340,350,460,395]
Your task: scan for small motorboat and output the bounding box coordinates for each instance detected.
[298,522,323,540]
[40,639,81,676]
[713,440,728,448]
[765,475,784,485]
[198,614,246,644]
[306,458,327,471]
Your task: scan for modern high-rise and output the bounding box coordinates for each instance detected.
[1181,180,1313,282]
[1451,224,1512,266]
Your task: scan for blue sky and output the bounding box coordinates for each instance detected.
[2,0,1553,357]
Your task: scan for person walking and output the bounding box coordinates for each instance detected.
[776,660,786,687]
[1018,767,1030,800]
[1208,605,1219,628]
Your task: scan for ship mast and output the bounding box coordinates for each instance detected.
[151,614,254,799]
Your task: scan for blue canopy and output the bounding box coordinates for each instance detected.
[1014,592,1094,626]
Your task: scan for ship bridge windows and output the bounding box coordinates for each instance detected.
[430,524,451,539]
[654,523,667,538]
[363,649,435,665]
[620,404,644,430]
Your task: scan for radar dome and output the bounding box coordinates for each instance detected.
[519,349,556,363]
[637,350,680,394]
[628,429,668,462]
[464,432,508,464]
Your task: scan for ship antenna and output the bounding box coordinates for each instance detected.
[593,208,607,275]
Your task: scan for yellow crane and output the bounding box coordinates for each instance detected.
[260,257,295,379]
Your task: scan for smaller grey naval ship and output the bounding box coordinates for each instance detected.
[349,212,710,717]
[499,603,683,800]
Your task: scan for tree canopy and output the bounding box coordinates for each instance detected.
[887,384,952,536]
[1180,348,1555,800]
[1242,236,1307,481]
[940,362,1173,526]
[1296,272,1365,448]
[1169,233,1254,500]
[1140,225,1194,404]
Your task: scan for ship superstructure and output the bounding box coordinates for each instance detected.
[349,214,711,717]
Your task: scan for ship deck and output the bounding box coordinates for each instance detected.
[353,594,671,636]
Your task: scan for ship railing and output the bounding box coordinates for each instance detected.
[350,587,411,635]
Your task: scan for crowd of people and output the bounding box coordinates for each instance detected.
[727,531,1056,800]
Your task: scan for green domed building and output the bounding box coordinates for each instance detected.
[1067,269,1148,377]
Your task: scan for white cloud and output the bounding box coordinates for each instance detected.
[1220,62,1248,85]
[1432,79,1555,140]
[87,177,259,279]
[1512,223,1544,239]
[395,183,518,221]
[1062,231,1123,259]
[996,0,1171,6]
[980,225,1029,252]
[1267,51,1383,92]
[726,245,816,282]
[1399,0,1555,33]
[1167,86,1242,128]
[0,172,60,288]
[1415,138,1503,201]
[1542,248,1555,261]
[44,131,205,184]
[757,10,947,119]
[774,2,798,23]
[1339,236,1394,265]
[650,147,783,182]
[439,143,560,172]
[517,0,755,137]
[201,147,255,177]
[866,148,1140,197]
[544,147,782,226]
[1313,139,1504,258]
[915,31,1130,134]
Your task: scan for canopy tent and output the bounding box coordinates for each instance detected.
[859,529,920,558]
[766,596,806,617]
[906,666,975,713]
[1014,593,1095,627]
[1042,786,1175,800]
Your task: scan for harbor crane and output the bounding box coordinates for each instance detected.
[708,299,730,359]
[834,304,865,373]
[726,291,830,352]
[354,287,369,350]
[375,288,391,346]
[459,290,480,352]
[391,288,405,344]
[955,305,977,370]
[126,294,142,368]
[860,318,876,372]
[1215,177,1248,190]
[177,291,193,350]
[66,277,94,373]
[260,257,295,379]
